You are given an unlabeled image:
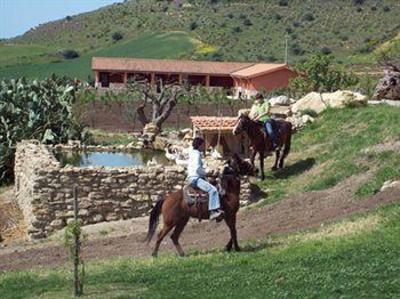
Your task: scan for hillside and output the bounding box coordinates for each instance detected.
[1,0,400,79]
[1,104,400,297]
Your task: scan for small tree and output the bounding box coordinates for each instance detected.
[60,49,79,59]
[112,32,124,41]
[289,53,359,96]
[127,79,189,132]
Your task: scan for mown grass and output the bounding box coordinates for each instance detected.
[1,203,399,298]
[0,32,197,80]
[257,104,400,204]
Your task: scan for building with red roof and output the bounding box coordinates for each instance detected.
[92,57,296,98]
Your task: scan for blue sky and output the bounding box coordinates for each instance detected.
[0,0,124,39]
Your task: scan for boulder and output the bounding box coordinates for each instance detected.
[269,95,296,106]
[373,64,400,101]
[380,180,400,192]
[292,92,327,114]
[292,90,366,115]
[269,105,292,118]
[286,113,315,130]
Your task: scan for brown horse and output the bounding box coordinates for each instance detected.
[233,114,292,180]
[145,166,241,257]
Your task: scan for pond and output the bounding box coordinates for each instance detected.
[54,150,171,168]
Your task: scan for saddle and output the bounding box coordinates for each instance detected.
[183,185,209,221]
[183,185,209,206]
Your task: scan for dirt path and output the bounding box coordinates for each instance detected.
[1,176,399,272]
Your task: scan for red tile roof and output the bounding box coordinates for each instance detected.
[92,57,288,78]
[190,116,238,132]
[230,63,288,78]
[92,57,253,76]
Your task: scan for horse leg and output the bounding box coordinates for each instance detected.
[170,217,189,257]
[250,149,256,167]
[272,150,279,171]
[225,214,240,252]
[260,152,265,180]
[152,223,174,257]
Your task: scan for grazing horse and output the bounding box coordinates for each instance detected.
[145,166,241,257]
[233,114,292,180]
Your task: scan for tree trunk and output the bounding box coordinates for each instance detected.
[136,103,149,127]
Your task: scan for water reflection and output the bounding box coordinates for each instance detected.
[54,150,171,168]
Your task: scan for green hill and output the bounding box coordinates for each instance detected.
[1,0,400,79]
[0,32,199,80]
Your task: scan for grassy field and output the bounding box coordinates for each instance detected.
[256,104,400,205]
[1,0,400,80]
[1,202,399,298]
[0,32,197,80]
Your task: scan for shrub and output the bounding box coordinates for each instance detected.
[189,21,198,30]
[274,13,282,21]
[0,76,89,184]
[292,21,301,27]
[243,19,252,26]
[60,49,79,59]
[232,26,242,33]
[300,109,318,118]
[303,12,314,21]
[288,53,359,95]
[383,6,390,12]
[65,15,72,21]
[111,31,123,41]
[291,43,305,55]
[356,7,362,12]
[321,47,332,55]
[371,6,377,11]
[353,0,365,5]
[278,0,288,7]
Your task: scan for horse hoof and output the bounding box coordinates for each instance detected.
[234,247,241,252]
[225,246,232,252]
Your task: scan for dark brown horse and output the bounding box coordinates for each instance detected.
[233,114,292,180]
[145,166,241,257]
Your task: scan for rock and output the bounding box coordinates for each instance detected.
[292,92,327,114]
[292,90,366,115]
[269,95,295,106]
[286,113,314,130]
[50,219,65,229]
[373,65,400,101]
[0,234,3,243]
[269,105,292,118]
[143,123,159,135]
[380,180,400,192]
[153,136,169,151]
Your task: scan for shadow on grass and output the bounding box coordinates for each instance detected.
[272,158,316,180]
[239,239,284,253]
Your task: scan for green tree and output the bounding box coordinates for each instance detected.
[289,53,358,96]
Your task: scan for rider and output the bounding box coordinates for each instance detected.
[249,93,277,149]
[187,137,224,221]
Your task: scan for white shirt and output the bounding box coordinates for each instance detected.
[187,149,207,179]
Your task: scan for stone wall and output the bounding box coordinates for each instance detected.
[14,140,186,239]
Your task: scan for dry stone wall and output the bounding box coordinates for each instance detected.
[14,140,186,239]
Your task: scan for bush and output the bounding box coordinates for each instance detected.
[321,47,332,55]
[292,21,301,27]
[353,0,365,5]
[232,26,242,33]
[303,13,314,22]
[189,21,198,31]
[60,49,79,59]
[383,6,390,12]
[243,19,252,26]
[288,53,359,95]
[111,32,124,41]
[278,0,288,7]
[65,15,72,21]
[0,76,89,184]
[274,13,282,21]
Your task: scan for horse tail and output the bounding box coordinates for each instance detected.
[283,122,292,158]
[144,197,164,244]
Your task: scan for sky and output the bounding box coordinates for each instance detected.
[0,0,124,39]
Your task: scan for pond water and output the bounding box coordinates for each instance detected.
[54,150,171,168]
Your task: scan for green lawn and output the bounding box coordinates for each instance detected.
[1,203,399,298]
[256,104,400,205]
[0,32,197,80]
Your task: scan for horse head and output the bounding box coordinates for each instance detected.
[227,153,258,177]
[232,113,251,136]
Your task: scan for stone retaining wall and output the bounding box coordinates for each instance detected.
[14,140,255,240]
[14,140,186,239]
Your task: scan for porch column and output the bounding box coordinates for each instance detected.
[206,75,210,87]
[95,71,100,87]
[179,74,183,84]
[150,73,156,85]
[123,72,128,84]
